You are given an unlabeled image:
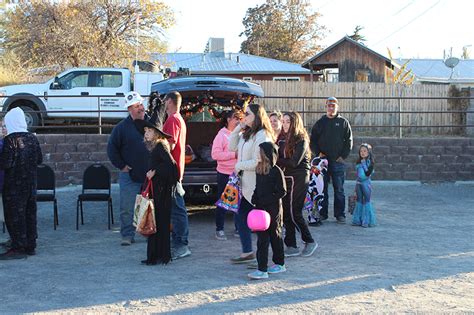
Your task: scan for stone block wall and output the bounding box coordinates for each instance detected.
[346,137,474,182]
[37,135,474,187]
[37,134,115,187]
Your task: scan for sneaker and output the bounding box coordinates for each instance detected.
[230,253,256,264]
[0,248,27,260]
[301,242,318,257]
[268,264,286,274]
[0,239,12,248]
[121,238,132,246]
[247,262,258,269]
[25,248,36,256]
[320,215,328,221]
[233,230,240,238]
[284,246,300,257]
[362,223,369,228]
[248,270,268,280]
[215,230,227,241]
[308,221,322,227]
[336,216,346,224]
[172,246,191,260]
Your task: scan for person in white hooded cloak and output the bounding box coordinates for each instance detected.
[0,107,42,260]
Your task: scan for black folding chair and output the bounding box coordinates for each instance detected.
[36,164,59,230]
[76,163,114,230]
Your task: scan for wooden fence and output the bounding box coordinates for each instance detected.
[255,81,454,136]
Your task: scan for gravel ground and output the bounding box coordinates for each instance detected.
[0,181,473,314]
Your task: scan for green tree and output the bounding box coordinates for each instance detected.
[239,0,326,63]
[348,25,366,44]
[0,0,174,70]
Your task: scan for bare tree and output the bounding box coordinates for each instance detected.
[0,0,174,69]
[239,0,326,63]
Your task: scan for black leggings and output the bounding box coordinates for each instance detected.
[256,207,284,272]
[282,173,314,248]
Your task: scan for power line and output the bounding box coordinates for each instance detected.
[373,0,441,47]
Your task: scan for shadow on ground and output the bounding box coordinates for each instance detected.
[0,181,473,313]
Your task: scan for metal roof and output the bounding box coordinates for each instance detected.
[151,52,310,74]
[396,59,474,83]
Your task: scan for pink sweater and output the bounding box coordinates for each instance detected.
[212,127,237,175]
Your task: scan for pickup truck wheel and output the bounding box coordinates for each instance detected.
[19,105,40,129]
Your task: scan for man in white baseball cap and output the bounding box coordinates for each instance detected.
[123,91,145,120]
[107,91,148,246]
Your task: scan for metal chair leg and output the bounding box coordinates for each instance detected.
[107,200,111,230]
[110,198,114,225]
[76,199,80,230]
[54,199,59,228]
[53,199,58,230]
[80,201,84,225]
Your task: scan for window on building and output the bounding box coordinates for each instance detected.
[272,77,301,82]
[324,68,339,83]
[355,70,370,82]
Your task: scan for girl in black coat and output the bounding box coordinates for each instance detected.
[277,112,318,258]
[248,142,287,280]
[136,119,178,265]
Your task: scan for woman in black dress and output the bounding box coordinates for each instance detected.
[135,119,178,265]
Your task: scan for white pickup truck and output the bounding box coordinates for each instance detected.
[0,67,163,127]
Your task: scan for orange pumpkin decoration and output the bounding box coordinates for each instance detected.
[222,185,239,206]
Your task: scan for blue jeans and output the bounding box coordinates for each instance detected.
[236,197,253,253]
[321,161,346,218]
[215,172,238,232]
[119,172,142,239]
[171,182,189,248]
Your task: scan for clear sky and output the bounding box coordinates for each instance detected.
[161,0,473,60]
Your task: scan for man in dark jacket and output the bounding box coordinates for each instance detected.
[310,97,353,224]
[107,92,149,245]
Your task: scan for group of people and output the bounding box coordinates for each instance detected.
[210,96,377,279]
[107,91,191,265]
[0,92,377,273]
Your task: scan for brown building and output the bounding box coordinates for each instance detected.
[302,36,396,83]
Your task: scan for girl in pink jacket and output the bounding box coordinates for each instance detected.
[211,110,240,240]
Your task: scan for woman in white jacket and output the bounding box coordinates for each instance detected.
[228,104,274,263]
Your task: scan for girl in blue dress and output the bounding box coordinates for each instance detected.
[352,143,376,227]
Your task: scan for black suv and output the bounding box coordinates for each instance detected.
[150,76,264,202]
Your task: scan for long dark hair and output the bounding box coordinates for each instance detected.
[242,104,274,142]
[356,143,375,165]
[282,112,310,159]
[255,147,271,175]
[219,109,239,129]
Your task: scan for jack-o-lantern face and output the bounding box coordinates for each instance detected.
[223,185,239,205]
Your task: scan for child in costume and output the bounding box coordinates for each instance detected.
[352,143,376,228]
[135,119,178,265]
[248,142,286,280]
[303,156,328,226]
